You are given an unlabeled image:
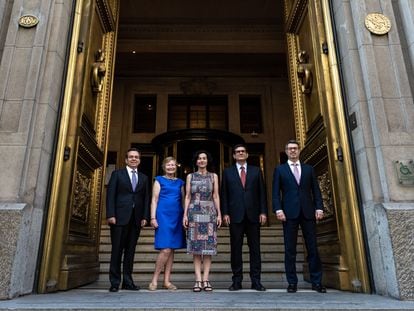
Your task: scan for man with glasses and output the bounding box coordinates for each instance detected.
[272,140,326,293]
[221,144,267,291]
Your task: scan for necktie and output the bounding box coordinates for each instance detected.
[131,170,137,191]
[240,166,246,188]
[293,163,300,185]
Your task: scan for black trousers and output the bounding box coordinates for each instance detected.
[109,215,140,287]
[229,218,261,284]
[283,215,322,285]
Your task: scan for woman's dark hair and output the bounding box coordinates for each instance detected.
[192,150,213,171]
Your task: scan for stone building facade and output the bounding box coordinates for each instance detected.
[0,0,412,301]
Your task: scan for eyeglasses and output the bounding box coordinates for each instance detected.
[286,147,299,151]
[234,150,246,154]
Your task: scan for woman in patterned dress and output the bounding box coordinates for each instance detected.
[183,150,222,292]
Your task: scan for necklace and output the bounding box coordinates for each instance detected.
[163,175,176,180]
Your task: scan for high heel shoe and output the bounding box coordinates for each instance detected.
[192,281,202,292]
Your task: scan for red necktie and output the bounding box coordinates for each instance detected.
[240,166,246,188]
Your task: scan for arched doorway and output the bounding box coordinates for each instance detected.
[152,129,245,179]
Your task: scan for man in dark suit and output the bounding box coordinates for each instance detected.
[106,148,150,292]
[221,144,267,291]
[272,140,326,293]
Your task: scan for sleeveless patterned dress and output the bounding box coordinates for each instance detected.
[186,172,218,255]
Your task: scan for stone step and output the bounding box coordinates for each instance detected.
[96,225,305,291]
[98,243,296,253]
[98,262,302,273]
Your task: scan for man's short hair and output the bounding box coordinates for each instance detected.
[285,140,300,149]
[232,144,248,154]
[125,147,141,158]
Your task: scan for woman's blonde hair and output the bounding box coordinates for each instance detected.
[162,156,177,173]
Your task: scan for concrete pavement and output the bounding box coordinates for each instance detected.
[0,288,413,310]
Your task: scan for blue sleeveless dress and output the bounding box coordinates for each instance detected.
[154,176,186,250]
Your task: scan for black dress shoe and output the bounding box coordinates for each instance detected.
[228,282,242,291]
[251,283,266,291]
[122,283,140,291]
[287,284,297,293]
[109,285,119,292]
[312,284,327,293]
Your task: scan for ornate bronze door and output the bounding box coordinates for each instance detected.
[38,0,119,292]
[285,0,370,292]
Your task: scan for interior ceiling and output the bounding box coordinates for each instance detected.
[116,0,286,77]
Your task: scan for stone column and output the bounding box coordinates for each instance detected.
[332,0,414,300]
[0,0,74,299]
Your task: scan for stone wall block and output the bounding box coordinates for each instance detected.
[0,146,26,199]
[341,50,366,108]
[333,1,357,56]
[0,203,32,299]
[4,48,31,100]
[389,44,413,98]
[398,1,414,67]
[48,1,71,58]
[0,100,22,132]
[373,45,400,98]
[39,52,64,110]
[367,97,390,146]
[403,97,414,132]
[359,45,382,98]
[349,0,379,48]
[383,99,406,132]
[358,99,375,148]
[24,46,44,100]
[384,204,414,300]
[354,149,374,202]
[363,147,384,202]
[0,46,13,99]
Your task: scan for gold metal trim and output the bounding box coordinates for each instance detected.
[38,0,85,293]
[320,0,371,292]
[365,13,391,35]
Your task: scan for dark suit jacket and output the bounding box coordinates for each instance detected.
[221,164,267,223]
[106,168,150,226]
[272,163,323,220]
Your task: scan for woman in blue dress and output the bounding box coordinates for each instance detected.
[149,157,186,291]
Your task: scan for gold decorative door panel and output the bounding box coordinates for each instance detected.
[38,0,119,292]
[285,0,370,292]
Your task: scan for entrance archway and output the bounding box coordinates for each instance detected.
[152,129,245,180]
[38,0,370,293]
